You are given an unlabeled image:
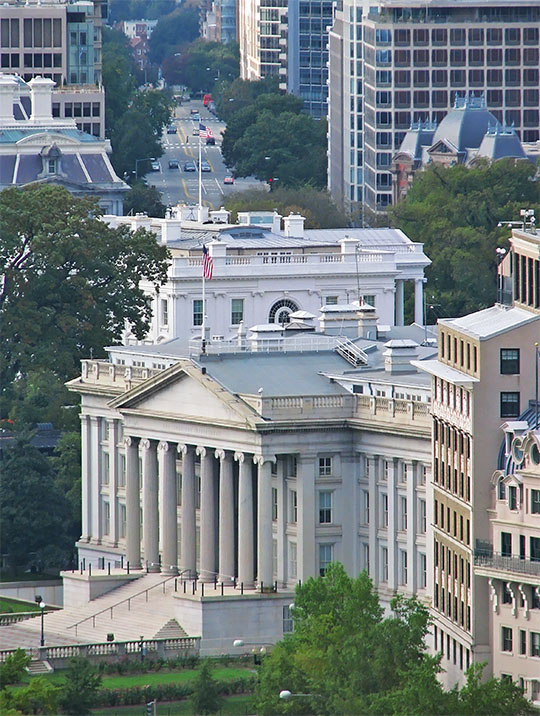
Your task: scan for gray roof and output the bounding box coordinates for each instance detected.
[439,305,539,340]
[81,154,115,182]
[397,124,437,162]
[0,155,15,184]
[476,128,527,161]
[431,99,497,152]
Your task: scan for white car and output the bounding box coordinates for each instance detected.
[151,161,160,171]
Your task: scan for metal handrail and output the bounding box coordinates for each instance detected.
[474,551,540,577]
[335,336,368,366]
[67,573,181,635]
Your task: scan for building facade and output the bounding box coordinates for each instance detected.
[328,0,540,212]
[0,0,106,137]
[104,207,430,345]
[416,220,540,687]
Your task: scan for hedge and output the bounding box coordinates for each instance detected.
[95,675,257,707]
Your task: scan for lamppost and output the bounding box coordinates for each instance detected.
[139,635,145,663]
[280,690,320,701]
[39,600,46,647]
[233,639,272,665]
[135,157,156,179]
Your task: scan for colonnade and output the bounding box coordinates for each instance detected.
[124,438,275,587]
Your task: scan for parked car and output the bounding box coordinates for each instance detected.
[167,125,176,134]
[168,159,179,169]
[151,161,160,171]
[190,108,199,115]
[201,162,211,172]
[206,137,215,146]
[183,161,196,172]
[224,175,234,184]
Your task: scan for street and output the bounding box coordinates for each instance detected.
[142,99,263,210]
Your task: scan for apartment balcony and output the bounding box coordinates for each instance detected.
[474,550,540,586]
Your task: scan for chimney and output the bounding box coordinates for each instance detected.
[0,75,17,123]
[283,212,305,238]
[356,302,378,339]
[210,207,230,223]
[383,340,420,373]
[130,213,152,232]
[318,304,359,338]
[197,205,209,223]
[272,211,282,234]
[160,218,182,244]
[28,76,55,124]
[208,238,226,259]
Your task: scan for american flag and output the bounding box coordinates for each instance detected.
[202,244,213,279]
[199,123,212,139]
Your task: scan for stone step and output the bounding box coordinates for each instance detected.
[26,660,53,675]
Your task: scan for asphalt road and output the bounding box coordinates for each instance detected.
[143,99,264,210]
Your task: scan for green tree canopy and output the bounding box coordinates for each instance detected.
[255,563,533,716]
[108,0,176,23]
[0,429,73,570]
[59,658,102,715]
[224,187,351,229]
[190,661,225,715]
[0,184,169,388]
[390,159,540,317]
[162,40,240,94]
[148,6,200,65]
[123,181,167,218]
[101,27,137,134]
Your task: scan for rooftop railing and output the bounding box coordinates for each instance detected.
[474,550,540,577]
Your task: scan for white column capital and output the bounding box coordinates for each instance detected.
[177,444,188,456]
[253,454,276,466]
[234,451,245,463]
[140,438,152,451]
[158,440,175,453]
[215,448,228,461]
[124,436,139,448]
[196,445,207,458]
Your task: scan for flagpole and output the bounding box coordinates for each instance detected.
[198,129,202,214]
[202,267,206,355]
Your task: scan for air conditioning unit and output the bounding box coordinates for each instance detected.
[211,335,224,342]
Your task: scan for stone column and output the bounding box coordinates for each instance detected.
[141,438,160,572]
[181,445,196,577]
[109,420,118,546]
[414,278,424,325]
[387,458,397,590]
[197,446,216,581]
[89,416,101,543]
[276,457,287,586]
[80,415,91,542]
[255,456,274,589]
[236,452,254,588]
[216,449,235,583]
[160,441,178,575]
[125,436,141,569]
[297,456,316,581]
[407,461,417,593]
[367,454,379,584]
[395,279,405,326]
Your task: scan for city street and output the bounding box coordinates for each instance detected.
[142,99,263,210]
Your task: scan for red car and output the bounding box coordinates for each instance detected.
[224,175,234,185]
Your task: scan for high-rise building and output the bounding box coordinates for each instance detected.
[237,1,333,117]
[328,0,540,212]
[415,215,540,687]
[213,0,237,44]
[0,0,106,137]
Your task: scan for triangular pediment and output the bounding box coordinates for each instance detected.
[109,361,259,428]
[428,139,458,155]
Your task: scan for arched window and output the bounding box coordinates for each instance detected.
[268,299,299,325]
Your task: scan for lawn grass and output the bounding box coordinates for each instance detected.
[91,693,253,715]
[0,597,41,613]
[101,666,253,689]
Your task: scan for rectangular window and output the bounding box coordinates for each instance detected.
[319,456,332,476]
[508,486,518,511]
[119,502,126,538]
[272,539,277,576]
[502,626,513,652]
[231,298,244,325]
[400,496,407,531]
[419,499,426,534]
[193,299,203,326]
[531,632,540,657]
[363,490,370,525]
[289,489,297,524]
[288,541,297,579]
[118,453,126,487]
[272,487,278,521]
[283,604,293,633]
[501,531,512,556]
[532,490,540,515]
[160,298,168,327]
[319,543,333,576]
[400,549,408,585]
[382,494,388,528]
[381,546,388,581]
[500,392,520,418]
[319,491,332,524]
[500,349,519,375]
[520,630,527,655]
[102,500,110,535]
[325,295,338,305]
[420,553,427,588]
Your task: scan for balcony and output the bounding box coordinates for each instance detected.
[474,550,540,584]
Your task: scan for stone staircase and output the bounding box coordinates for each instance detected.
[1,573,190,650]
[26,659,53,675]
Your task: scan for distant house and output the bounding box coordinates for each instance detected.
[0,74,129,215]
[392,95,534,204]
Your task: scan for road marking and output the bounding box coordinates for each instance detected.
[182,178,192,198]
[215,177,224,195]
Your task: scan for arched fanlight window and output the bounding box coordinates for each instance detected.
[268,299,299,325]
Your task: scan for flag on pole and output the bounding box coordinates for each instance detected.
[199,123,213,139]
[202,245,213,279]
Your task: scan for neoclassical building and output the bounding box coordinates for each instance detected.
[67,314,436,616]
[104,207,431,344]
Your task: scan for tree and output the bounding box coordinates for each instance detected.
[108,0,176,23]
[164,41,240,95]
[123,181,167,218]
[190,661,224,715]
[0,429,73,571]
[101,27,137,135]
[216,77,280,123]
[255,563,533,716]
[0,184,169,389]
[0,649,31,689]
[389,159,540,317]
[148,7,200,65]
[59,658,102,715]
[110,108,165,179]
[131,91,173,138]
[224,187,351,229]
[0,677,61,715]
[50,431,82,544]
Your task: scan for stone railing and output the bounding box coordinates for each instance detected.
[79,360,161,389]
[353,394,431,430]
[0,610,55,627]
[474,551,540,578]
[0,636,200,667]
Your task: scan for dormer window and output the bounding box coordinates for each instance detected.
[508,485,518,511]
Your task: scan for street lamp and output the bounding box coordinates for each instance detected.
[39,600,45,647]
[279,690,318,701]
[135,157,156,179]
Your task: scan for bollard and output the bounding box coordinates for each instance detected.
[184,580,186,594]
[260,581,263,594]
[127,561,130,575]
[89,563,92,577]
[82,558,86,570]
[221,581,224,596]
[274,580,278,593]
[192,580,195,595]
[233,576,237,589]
[241,582,244,595]
[175,578,178,593]
[80,562,83,575]
[214,576,217,590]
[121,555,124,569]
[146,561,149,574]
[108,562,111,575]
[201,582,205,597]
